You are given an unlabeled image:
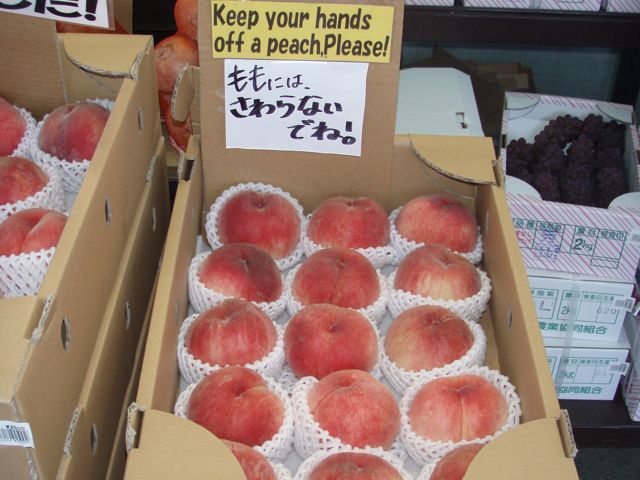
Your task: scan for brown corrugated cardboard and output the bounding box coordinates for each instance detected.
[124,133,578,479]
[55,139,170,479]
[0,15,163,479]
[124,0,576,476]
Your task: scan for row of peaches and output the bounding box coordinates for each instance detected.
[0,96,111,297]
[172,183,521,480]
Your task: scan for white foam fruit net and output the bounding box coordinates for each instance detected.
[301,215,397,269]
[177,312,286,384]
[284,265,389,325]
[291,376,405,461]
[380,317,487,394]
[272,461,293,480]
[293,446,413,480]
[0,247,56,297]
[0,162,66,223]
[188,251,286,320]
[174,373,295,460]
[389,208,484,266]
[204,182,306,271]
[399,365,521,466]
[10,105,37,158]
[387,269,492,323]
[28,98,114,193]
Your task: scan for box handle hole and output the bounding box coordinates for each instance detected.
[138,107,144,132]
[104,198,112,226]
[90,423,99,455]
[61,317,71,351]
[152,206,157,233]
[124,301,131,330]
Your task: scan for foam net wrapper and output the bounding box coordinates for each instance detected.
[0,162,66,223]
[272,461,293,480]
[399,365,522,466]
[28,99,114,193]
[301,215,397,269]
[380,318,487,394]
[174,373,295,460]
[291,376,406,461]
[204,183,306,271]
[276,315,385,394]
[387,269,491,323]
[10,105,37,158]
[293,446,413,480]
[177,312,286,384]
[0,247,56,297]
[284,265,389,325]
[188,251,286,320]
[389,208,484,266]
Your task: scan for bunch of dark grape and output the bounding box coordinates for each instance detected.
[507,113,629,207]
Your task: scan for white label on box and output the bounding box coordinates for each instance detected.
[0,0,112,29]
[609,362,631,375]
[224,59,367,156]
[0,421,34,448]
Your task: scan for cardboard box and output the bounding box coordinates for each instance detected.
[462,0,601,10]
[605,0,640,12]
[545,330,630,401]
[0,15,163,479]
[55,141,170,479]
[502,92,640,283]
[124,132,579,479]
[623,311,640,420]
[125,0,576,477]
[528,274,635,342]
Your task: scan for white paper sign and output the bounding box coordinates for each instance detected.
[224,59,368,156]
[0,0,112,29]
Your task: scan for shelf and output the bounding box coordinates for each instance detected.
[403,6,640,49]
[561,386,640,448]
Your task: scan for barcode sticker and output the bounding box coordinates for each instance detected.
[614,297,637,312]
[0,421,35,448]
[609,362,630,376]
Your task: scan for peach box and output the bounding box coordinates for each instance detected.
[462,0,602,9]
[0,15,168,480]
[605,0,640,11]
[124,0,576,477]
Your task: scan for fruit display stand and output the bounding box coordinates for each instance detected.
[0,15,168,480]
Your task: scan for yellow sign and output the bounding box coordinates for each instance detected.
[210,1,394,63]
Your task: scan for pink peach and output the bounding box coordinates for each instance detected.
[186,298,277,367]
[188,366,284,447]
[198,243,282,303]
[431,443,484,480]
[39,101,110,162]
[394,245,481,301]
[307,196,390,249]
[221,440,277,480]
[395,195,478,253]
[217,189,301,259]
[384,305,474,371]
[174,0,198,41]
[0,97,26,156]
[0,208,67,256]
[409,375,508,442]
[292,247,380,309]
[0,156,48,205]
[309,452,403,480]
[284,304,378,379]
[308,370,400,449]
[155,33,199,94]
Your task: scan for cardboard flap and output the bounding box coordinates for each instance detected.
[172,66,199,123]
[124,410,246,480]
[0,13,65,117]
[466,418,578,479]
[409,134,497,185]
[62,34,152,78]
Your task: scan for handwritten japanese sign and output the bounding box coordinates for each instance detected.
[0,0,112,28]
[225,59,368,156]
[210,1,394,63]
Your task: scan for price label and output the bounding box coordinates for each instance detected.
[0,421,35,448]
